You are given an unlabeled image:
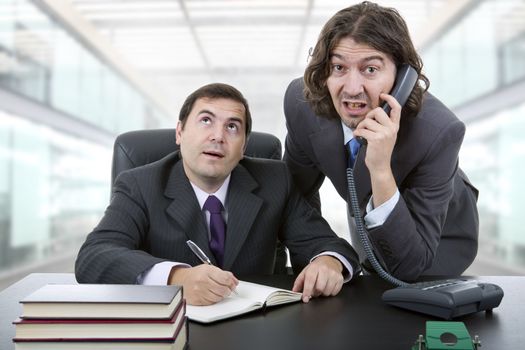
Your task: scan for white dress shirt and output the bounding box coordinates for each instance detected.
[341,122,399,228]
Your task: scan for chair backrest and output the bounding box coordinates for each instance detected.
[111,129,282,192]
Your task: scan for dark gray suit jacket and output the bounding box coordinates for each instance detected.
[75,152,360,284]
[283,77,479,281]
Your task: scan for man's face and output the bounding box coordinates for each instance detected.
[326,37,397,128]
[176,97,246,192]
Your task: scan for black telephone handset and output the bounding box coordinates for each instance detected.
[381,63,418,114]
[346,64,504,320]
[356,64,418,145]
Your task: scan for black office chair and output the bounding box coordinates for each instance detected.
[110,128,290,274]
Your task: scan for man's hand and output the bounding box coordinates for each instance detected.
[353,92,400,207]
[292,255,344,303]
[168,265,239,305]
[353,92,400,174]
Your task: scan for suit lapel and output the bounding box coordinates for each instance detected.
[222,163,263,270]
[164,160,214,263]
[310,117,372,208]
[310,117,347,199]
[164,157,263,268]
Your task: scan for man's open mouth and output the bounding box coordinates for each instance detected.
[203,151,224,158]
[343,101,367,109]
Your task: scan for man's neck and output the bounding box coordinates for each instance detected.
[193,179,224,194]
[189,175,231,209]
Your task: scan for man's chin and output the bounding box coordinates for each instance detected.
[341,115,364,129]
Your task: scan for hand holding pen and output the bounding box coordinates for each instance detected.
[186,240,239,296]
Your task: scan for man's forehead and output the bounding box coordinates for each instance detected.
[331,37,387,58]
[193,97,246,120]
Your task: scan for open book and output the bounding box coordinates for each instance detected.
[186,281,302,323]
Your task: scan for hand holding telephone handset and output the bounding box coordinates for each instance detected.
[355,64,418,146]
[347,64,504,319]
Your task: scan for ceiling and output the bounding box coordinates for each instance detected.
[65,0,452,136]
[70,0,450,73]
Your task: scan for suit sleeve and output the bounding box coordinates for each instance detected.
[368,118,466,280]
[277,164,361,276]
[75,171,166,284]
[283,78,325,210]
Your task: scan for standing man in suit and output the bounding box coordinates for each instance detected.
[76,83,360,305]
[283,1,479,281]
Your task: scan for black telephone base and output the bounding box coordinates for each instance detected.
[382,279,504,320]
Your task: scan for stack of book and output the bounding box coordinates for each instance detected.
[13,284,187,350]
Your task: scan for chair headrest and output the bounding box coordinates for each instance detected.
[111,129,282,191]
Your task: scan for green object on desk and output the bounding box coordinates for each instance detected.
[412,321,481,350]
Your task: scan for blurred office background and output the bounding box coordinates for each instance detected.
[1,0,524,290]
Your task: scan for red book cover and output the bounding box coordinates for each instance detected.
[13,300,185,340]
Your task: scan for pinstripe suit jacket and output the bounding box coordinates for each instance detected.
[284,78,479,281]
[75,152,360,284]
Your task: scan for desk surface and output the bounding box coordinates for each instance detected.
[0,273,522,349]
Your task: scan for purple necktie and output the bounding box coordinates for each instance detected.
[204,195,226,267]
[347,138,360,168]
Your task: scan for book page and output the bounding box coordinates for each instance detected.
[239,281,301,306]
[186,281,301,323]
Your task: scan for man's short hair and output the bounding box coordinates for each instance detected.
[179,83,252,137]
[304,1,429,120]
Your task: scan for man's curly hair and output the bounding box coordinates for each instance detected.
[304,1,429,120]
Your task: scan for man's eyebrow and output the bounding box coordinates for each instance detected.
[362,55,385,63]
[197,110,244,125]
[228,116,244,125]
[330,53,345,60]
[329,53,385,63]
[197,109,216,117]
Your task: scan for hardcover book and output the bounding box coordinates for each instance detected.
[13,318,188,350]
[20,284,182,320]
[13,300,185,340]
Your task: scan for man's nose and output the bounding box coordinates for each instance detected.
[209,125,225,142]
[342,73,364,96]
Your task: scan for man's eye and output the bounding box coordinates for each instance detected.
[365,66,378,74]
[333,64,343,72]
[201,117,211,124]
[227,123,239,131]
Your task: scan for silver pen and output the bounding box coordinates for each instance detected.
[186,240,238,295]
[186,239,212,265]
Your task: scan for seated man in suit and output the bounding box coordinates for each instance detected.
[75,83,360,305]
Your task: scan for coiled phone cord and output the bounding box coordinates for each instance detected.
[346,167,409,287]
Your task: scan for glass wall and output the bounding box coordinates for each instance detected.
[0,0,171,280]
[423,0,525,108]
[0,0,167,135]
[422,0,525,272]
[0,110,111,272]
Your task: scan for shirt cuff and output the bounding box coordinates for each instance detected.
[137,261,191,285]
[364,190,400,229]
[311,252,353,282]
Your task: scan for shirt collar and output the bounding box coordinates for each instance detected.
[341,121,355,145]
[190,175,231,209]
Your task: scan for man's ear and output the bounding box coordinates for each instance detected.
[175,122,182,146]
